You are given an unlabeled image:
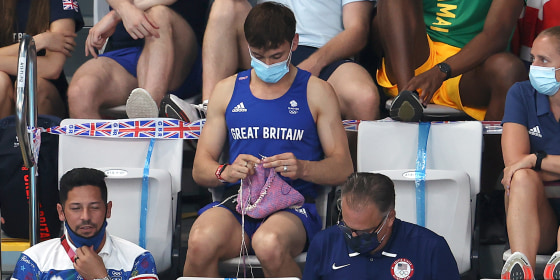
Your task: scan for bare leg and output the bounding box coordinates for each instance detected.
[67,57,137,118]
[459,52,527,121]
[183,207,248,276]
[36,78,66,118]
[0,72,14,119]
[252,211,306,278]
[137,5,198,105]
[460,53,527,192]
[327,63,380,120]
[506,169,558,268]
[376,0,429,89]
[202,0,252,100]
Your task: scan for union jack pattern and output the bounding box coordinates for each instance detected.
[342,119,361,132]
[45,118,205,139]
[62,0,79,12]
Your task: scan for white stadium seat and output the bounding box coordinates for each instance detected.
[357,120,483,274]
[58,118,183,272]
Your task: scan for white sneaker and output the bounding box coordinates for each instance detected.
[125,88,159,118]
[501,251,535,280]
[544,251,560,279]
[159,94,206,122]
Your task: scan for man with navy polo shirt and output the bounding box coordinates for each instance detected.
[303,173,459,280]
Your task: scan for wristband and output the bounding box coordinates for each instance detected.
[215,164,228,183]
[534,151,547,171]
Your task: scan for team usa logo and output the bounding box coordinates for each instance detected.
[391,258,414,280]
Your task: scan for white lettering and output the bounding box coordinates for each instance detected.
[230,127,304,141]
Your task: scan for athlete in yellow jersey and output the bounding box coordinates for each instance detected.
[375,0,526,121]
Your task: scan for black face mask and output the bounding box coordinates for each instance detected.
[339,212,389,254]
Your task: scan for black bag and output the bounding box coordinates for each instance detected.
[0,115,61,240]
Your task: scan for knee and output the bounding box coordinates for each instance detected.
[0,72,13,95]
[341,83,380,120]
[509,169,542,196]
[209,0,251,22]
[67,76,100,112]
[484,53,528,94]
[186,225,219,264]
[145,5,174,29]
[252,231,289,268]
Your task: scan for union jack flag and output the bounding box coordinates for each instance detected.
[62,0,79,12]
[342,120,361,132]
[46,118,205,140]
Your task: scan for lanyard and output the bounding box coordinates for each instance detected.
[139,138,155,248]
[415,122,430,227]
[60,235,77,262]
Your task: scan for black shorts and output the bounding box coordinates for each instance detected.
[291,45,355,81]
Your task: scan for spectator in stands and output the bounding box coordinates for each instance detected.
[10,167,158,280]
[375,0,527,122]
[183,3,353,278]
[67,0,202,119]
[501,26,560,280]
[302,172,459,280]
[161,0,380,122]
[0,0,83,119]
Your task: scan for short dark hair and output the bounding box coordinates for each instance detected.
[341,173,395,214]
[244,2,296,50]
[59,168,108,205]
[538,26,560,54]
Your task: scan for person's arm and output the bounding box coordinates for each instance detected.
[262,77,354,186]
[128,252,158,280]
[10,253,41,280]
[404,0,524,103]
[0,18,76,80]
[297,1,373,76]
[106,0,178,39]
[192,75,260,187]
[85,10,120,58]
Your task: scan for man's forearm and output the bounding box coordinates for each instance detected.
[107,0,176,11]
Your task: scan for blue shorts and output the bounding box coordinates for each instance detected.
[198,201,322,251]
[291,45,355,81]
[100,46,202,99]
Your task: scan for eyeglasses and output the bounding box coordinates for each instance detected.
[338,211,390,237]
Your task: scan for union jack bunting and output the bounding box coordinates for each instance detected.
[62,0,79,12]
[342,119,361,132]
[45,118,205,139]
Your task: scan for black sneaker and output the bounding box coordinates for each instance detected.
[159,94,204,122]
[389,90,425,122]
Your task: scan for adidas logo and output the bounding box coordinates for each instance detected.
[232,102,247,113]
[528,126,542,138]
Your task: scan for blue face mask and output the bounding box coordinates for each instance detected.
[65,220,107,251]
[249,42,293,84]
[339,212,389,254]
[529,65,560,96]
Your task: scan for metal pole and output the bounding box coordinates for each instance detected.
[15,34,39,246]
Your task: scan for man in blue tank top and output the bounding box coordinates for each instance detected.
[303,173,460,280]
[183,2,353,278]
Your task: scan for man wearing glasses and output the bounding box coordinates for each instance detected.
[302,173,459,280]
